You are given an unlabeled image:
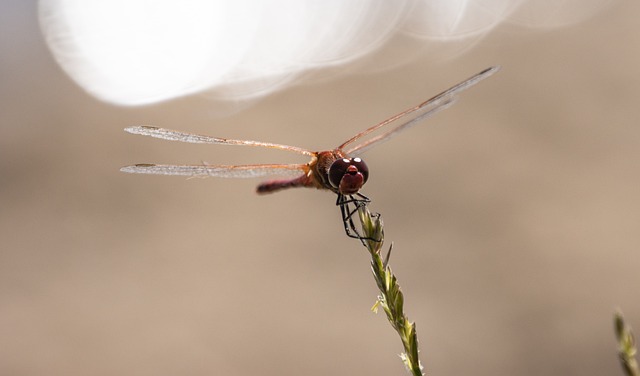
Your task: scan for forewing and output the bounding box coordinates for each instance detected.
[120,163,308,178]
[346,97,457,156]
[125,126,314,156]
[339,66,500,155]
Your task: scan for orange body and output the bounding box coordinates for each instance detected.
[256,150,346,194]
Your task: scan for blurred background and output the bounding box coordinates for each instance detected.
[2,1,640,375]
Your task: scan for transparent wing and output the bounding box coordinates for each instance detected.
[125,126,314,156]
[339,66,500,156]
[120,163,309,178]
[346,97,457,156]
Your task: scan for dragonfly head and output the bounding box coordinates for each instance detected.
[328,157,369,195]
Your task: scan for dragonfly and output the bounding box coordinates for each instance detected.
[121,66,500,240]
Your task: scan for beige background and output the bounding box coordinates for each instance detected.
[2,2,640,375]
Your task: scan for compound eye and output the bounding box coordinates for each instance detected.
[328,158,351,188]
[351,157,369,184]
[328,157,369,190]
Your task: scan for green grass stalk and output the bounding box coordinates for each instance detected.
[615,311,639,376]
[356,205,424,376]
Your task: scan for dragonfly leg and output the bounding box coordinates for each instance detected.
[339,196,364,240]
[338,192,371,205]
[336,194,381,243]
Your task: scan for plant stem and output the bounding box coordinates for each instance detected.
[615,311,639,376]
[357,205,424,376]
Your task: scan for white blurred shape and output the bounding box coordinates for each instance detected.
[210,0,407,99]
[39,0,258,104]
[402,0,520,39]
[38,0,618,106]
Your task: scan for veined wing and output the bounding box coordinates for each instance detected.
[120,163,309,178]
[125,126,315,156]
[339,66,500,156]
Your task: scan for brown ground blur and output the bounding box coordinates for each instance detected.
[2,2,640,375]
